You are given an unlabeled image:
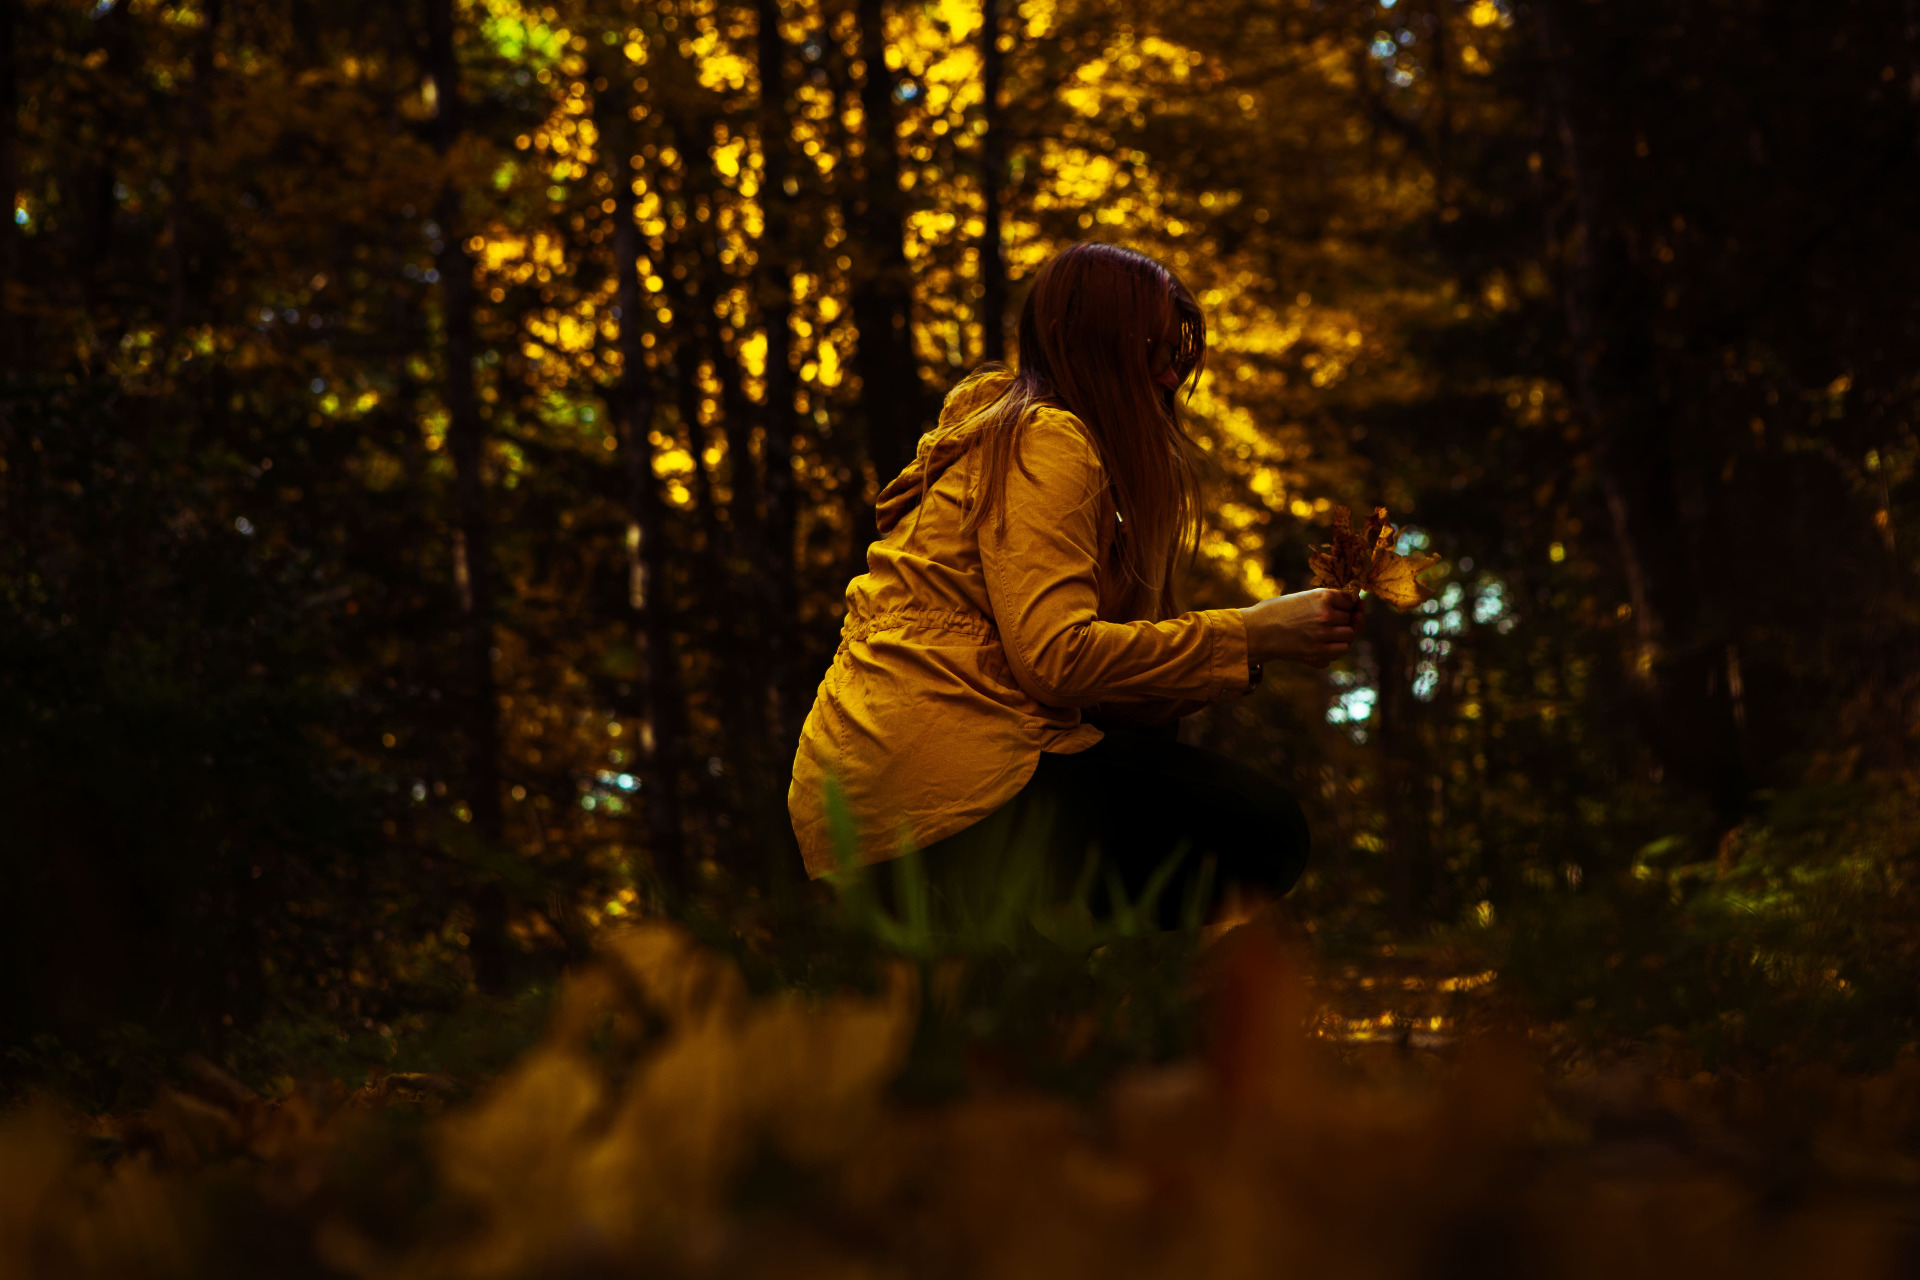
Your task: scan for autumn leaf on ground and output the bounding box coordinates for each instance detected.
[1308,506,1442,610]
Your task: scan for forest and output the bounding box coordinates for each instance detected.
[3,0,1919,1273]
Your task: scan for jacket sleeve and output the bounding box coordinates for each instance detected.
[1087,694,1214,729]
[977,411,1253,710]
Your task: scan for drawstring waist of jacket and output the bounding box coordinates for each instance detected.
[835,607,998,656]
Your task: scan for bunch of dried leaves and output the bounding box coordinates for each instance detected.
[1309,506,1442,610]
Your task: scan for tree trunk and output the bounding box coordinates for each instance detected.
[0,0,19,370]
[977,0,1009,364]
[1532,0,1749,820]
[655,71,765,553]
[656,91,783,771]
[648,22,809,827]
[1369,563,1428,933]
[755,0,807,753]
[847,0,923,493]
[678,347,738,636]
[672,313,767,762]
[667,220,796,859]
[814,14,881,580]
[1532,0,1666,675]
[166,0,220,336]
[81,1,132,331]
[594,50,692,898]
[426,0,511,983]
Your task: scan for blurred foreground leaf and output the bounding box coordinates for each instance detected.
[5,922,1917,1279]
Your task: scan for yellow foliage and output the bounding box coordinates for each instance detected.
[710,138,745,180]
[5,927,1914,1278]
[425,923,917,1274]
[738,330,767,378]
[554,314,596,353]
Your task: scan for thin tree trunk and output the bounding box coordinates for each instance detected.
[649,45,795,813]
[847,0,923,492]
[977,0,1009,364]
[82,1,132,332]
[661,80,765,552]
[755,0,806,752]
[1907,0,1920,159]
[1368,606,1426,932]
[669,235,789,835]
[1533,0,1748,820]
[1428,0,1453,207]
[166,0,220,336]
[0,0,19,370]
[426,0,511,982]
[594,49,692,897]
[1352,428,1430,931]
[711,300,764,549]
[679,362,736,632]
[666,139,771,683]
[816,14,881,580]
[1533,0,1664,680]
[619,359,694,903]
[673,321,760,727]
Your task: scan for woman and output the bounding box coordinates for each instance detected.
[789,243,1361,933]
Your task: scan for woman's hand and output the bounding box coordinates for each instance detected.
[1239,589,1364,668]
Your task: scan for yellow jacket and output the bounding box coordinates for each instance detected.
[789,374,1257,876]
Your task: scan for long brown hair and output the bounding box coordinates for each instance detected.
[956,242,1206,609]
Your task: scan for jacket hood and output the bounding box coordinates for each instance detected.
[874,370,1015,535]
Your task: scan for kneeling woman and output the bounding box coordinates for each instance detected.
[790,242,1360,932]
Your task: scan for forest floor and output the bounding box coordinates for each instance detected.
[5,921,1919,1279]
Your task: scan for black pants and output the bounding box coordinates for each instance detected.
[904,728,1310,936]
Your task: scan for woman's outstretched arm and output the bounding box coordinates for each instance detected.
[978,410,1360,711]
[978,412,1254,708]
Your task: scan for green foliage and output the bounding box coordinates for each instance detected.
[676,797,1211,1103]
[824,863,1209,1098]
[1498,775,1920,1066]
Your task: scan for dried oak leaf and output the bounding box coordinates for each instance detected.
[1308,505,1442,611]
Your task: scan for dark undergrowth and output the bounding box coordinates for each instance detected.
[6,782,1920,1278]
